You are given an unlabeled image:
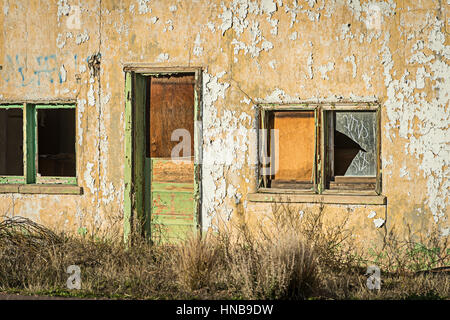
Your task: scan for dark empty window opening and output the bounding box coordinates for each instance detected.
[0,108,24,176]
[148,73,195,160]
[37,109,76,177]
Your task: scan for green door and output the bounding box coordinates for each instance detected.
[124,70,200,243]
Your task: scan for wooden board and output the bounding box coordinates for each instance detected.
[149,74,195,158]
[273,111,315,182]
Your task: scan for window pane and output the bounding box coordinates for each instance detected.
[37,109,76,177]
[273,111,315,183]
[0,108,24,176]
[334,111,376,176]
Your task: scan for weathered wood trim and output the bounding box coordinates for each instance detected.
[123,65,203,74]
[25,103,36,184]
[0,99,77,105]
[247,192,386,205]
[123,71,133,243]
[0,184,83,195]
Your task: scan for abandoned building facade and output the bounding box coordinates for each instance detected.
[0,0,448,250]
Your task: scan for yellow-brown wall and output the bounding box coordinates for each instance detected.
[0,0,448,250]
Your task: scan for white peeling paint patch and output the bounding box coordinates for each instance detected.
[344,55,357,78]
[150,16,158,24]
[318,62,334,80]
[383,17,449,223]
[156,53,169,62]
[340,24,354,40]
[57,0,70,20]
[307,52,314,79]
[56,33,66,49]
[202,70,256,231]
[368,211,376,219]
[415,66,430,89]
[362,73,372,90]
[261,0,277,15]
[440,227,450,237]
[137,0,151,14]
[169,5,177,12]
[77,99,86,146]
[84,162,96,195]
[218,4,233,35]
[59,65,67,83]
[306,0,316,8]
[87,79,95,106]
[79,64,87,73]
[262,88,299,103]
[399,166,410,180]
[75,30,90,45]
[3,2,9,15]
[163,20,173,32]
[193,33,203,57]
[289,31,297,40]
[373,218,385,228]
[268,60,276,69]
[206,22,215,32]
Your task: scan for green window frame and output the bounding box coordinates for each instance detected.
[0,102,77,185]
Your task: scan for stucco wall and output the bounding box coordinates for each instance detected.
[0,0,448,248]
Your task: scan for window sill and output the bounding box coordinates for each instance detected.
[248,189,386,205]
[0,184,83,195]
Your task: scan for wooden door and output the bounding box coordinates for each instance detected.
[148,74,196,243]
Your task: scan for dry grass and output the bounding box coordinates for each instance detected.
[0,213,448,300]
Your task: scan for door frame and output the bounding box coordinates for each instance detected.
[123,65,203,243]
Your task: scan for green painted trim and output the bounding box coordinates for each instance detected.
[35,104,75,109]
[0,104,23,109]
[150,181,194,192]
[144,157,151,239]
[124,71,133,243]
[36,176,77,184]
[25,104,36,184]
[0,176,25,184]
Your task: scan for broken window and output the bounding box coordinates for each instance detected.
[0,107,24,177]
[0,103,77,185]
[325,111,378,191]
[258,104,381,194]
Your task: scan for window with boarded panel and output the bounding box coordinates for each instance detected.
[259,108,317,191]
[149,74,195,159]
[271,111,315,189]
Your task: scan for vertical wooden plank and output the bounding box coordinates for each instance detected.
[319,108,325,193]
[260,108,268,188]
[376,107,382,195]
[193,69,202,235]
[134,73,147,237]
[25,103,36,184]
[313,108,318,193]
[123,71,133,243]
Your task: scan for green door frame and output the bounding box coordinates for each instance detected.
[123,66,203,243]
